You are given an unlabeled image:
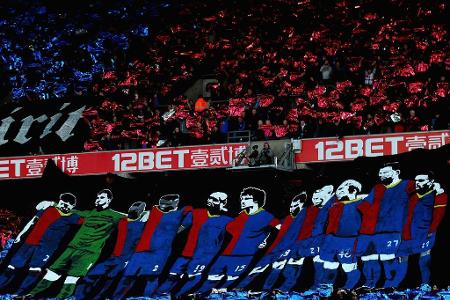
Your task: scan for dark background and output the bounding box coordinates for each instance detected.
[0,102,90,156]
[0,144,449,295]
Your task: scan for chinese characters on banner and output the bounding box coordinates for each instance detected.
[0,143,248,180]
[294,130,450,163]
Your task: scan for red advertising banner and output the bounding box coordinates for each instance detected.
[0,143,248,180]
[295,130,450,163]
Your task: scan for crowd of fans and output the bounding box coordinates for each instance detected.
[0,210,21,262]
[0,0,448,152]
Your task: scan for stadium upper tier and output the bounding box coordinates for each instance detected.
[0,0,448,152]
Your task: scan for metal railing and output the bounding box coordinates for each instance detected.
[227,130,251,143]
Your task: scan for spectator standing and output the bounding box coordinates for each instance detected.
[364,67,376,86]
[170,127,185,147]
[431,114,447,130]
[298,120,311,139]
[248,145,260,167]
[258,142,274,165]
[320,60,333,84]
[209,126,224,144]
[333,61,348,82]
[247,109,260,133]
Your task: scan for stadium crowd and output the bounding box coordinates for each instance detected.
[0,210,21,263]
[0,0,448,152]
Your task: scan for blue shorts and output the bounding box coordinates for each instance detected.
[254,249,292,269]
[208,255,253,277]
[356,233,401,256]
[186,254,216,276]
[251,254,275,271]
[86,256,129,278]
[168,254,217,276]
[397,234,436,256]
[168,256,191,275]
[320,235,358,264]
[124,250,171,276]
[10,243,57,268]
[292,236,324,258]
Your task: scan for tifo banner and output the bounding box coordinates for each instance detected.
[295,130,450,163]
[0,102,88,156]
[0,146,448,299]
[0,143,248,179]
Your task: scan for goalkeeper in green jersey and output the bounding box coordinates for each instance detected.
[29,189,125,299]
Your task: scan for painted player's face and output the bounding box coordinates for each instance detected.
[207,192,228,214]
[128,201,146,220]
[290,192,306,216]
[56,200,75,214]
[336,183,352,201]
[95,193,112,210]
[241,194,257,210]
[415,175,433,194]
[312,185,334,206]
[336,180,361,201]
[158,194,179,212]
[378,166,400,185]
